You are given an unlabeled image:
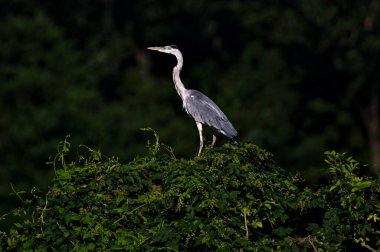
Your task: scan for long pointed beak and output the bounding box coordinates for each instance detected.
[147,46,163,51]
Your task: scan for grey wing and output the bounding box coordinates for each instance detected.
[185,90,237,138]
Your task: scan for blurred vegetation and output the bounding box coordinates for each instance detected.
[1,135,379,250]
[0,0,380,228]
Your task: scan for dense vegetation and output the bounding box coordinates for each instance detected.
[1,1,380,217]
[1,132,379,251]
[1,1,380,249]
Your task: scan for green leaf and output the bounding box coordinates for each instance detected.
[65,214,81,224]
[56,170,71,180]
[252,220,263,229]
[351,181,372,192]
[116,195,124,205]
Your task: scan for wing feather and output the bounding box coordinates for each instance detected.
[185,90,237,138]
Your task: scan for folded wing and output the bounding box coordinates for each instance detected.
[185,90,237,138]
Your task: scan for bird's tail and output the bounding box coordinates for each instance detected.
[219,119,237,139]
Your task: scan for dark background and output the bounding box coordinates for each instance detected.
[1,0,379,222]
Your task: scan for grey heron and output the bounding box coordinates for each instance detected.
[147,45,237,156]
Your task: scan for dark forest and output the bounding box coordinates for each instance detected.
[1,1,380,249]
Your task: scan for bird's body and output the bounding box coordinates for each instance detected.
[147,45,237,155]
[184,89,237,138]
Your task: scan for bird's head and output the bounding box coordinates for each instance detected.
[147,45,179,54]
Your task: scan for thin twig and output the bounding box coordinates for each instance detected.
[362,243,379,252]
[39,194,49,234]
[244,208,249,240]
[307,235,318,252]
[10,183,24,203]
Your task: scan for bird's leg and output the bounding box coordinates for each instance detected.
[196,122,204,156]
[211,134,216,147]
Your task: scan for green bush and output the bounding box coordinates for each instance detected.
[1,132,379,251]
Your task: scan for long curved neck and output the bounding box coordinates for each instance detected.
[172,50,187,100]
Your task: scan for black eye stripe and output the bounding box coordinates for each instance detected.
[170,45,178,49]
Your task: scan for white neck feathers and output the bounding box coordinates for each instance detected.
[172,50,187,100]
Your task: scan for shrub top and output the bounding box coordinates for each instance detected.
[1,133,379,251]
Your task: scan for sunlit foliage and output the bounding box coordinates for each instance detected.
[1,133,379,251]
